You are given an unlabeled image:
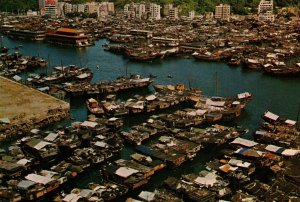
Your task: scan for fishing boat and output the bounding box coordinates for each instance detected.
[0,46,8,53]
[0,36,9,53]
[192,51,224,61]
[263,63,300,76]
[86,98,104,115]
[227,57,241,66]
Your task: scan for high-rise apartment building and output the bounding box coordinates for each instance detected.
[215,4,230,21]
[258,0,275,22]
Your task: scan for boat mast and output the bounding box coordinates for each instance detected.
[61,60,64,77]
[125,61,128,76]
[297,102,300,123]
[215,71,218,96]
[47,54,50,74]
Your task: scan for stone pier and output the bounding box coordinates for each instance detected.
[0,76,70,141]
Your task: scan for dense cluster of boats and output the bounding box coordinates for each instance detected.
[1,15,300,76]
[0,52,47,77]
[1,105,298,202]
[0,13,299,202]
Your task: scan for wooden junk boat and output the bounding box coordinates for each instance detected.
[86,98,104,115]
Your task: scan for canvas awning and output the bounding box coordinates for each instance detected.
[44,133,59,142]
[34,141,52,150]
[194,172,217,187]
[146,95,156,101]
[219,164,238,173]
[115,167,139,178]
[17,180,36,190]
[237,92,251,99]
[80,121,98,128]
[94,141,108,148]
[76,73,90,79]
[12,75,22,81]
[265,145,285,154]
[263,111,279,121]
[285,119,296,125]
[138,191,155,201]
[228,159,251,168]
[25,174,54,185]
[231,137,258,147]
[63,193,82,202]
[281,149,300,156]
[206,99,225,107]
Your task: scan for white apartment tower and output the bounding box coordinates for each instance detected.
[136,3,146,19]
[215,4,230,21]
[148,3,161,20]
[124,3,160,20]
[258,0,275,22]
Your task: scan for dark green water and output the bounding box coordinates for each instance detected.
[1,37,300,198]
[3,37,300,133]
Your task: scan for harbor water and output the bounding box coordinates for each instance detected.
[1,36,300,198]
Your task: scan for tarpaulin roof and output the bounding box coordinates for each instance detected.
[237,92,251,99]
[231,137,258,147]
[138,191,155,201]
[263,111,279,121]
[265,145,284,153]
[44,133,58,142]
[34,141,52,150]
[25,173,54,185]
[194,172,217,187]
[115,167,139,178]
[206,99,225,107]
[281,149,300,156]
[228,159,251,168]
[17,180,36,190]
[80,121,98,128]
[235,148,262,158]
[285,119,296,125]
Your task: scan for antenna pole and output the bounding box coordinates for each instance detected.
[297,103,300,123]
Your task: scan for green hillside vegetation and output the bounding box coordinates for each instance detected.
[0,0,38,13]
[0,0,299,15]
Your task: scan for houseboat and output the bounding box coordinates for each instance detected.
[6,29,46,41]
[46,28,93,47]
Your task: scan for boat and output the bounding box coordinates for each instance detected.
[244,58,262,69]
[86,98,104,115]
[6,29,46,41]
[0,46,9,53]
[227,57,241,66]
[32,67,93,85]
[1,35,9,53]
[193,51,225,61]
[263,63,300,76]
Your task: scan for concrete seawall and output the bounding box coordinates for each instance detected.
[0,76,70,141]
